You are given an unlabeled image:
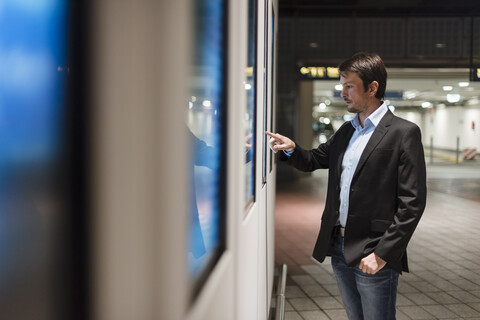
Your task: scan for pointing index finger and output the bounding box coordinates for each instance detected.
[266,131,281,139]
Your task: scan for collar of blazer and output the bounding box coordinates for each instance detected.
[351,109,394,180]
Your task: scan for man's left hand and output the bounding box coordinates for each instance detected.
[358,253,386,274]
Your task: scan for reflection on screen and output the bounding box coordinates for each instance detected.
[0,0,68,318]
[269,8,275,173]
[187,0,226,296]
[245,0,257,208]
[262,0,269,184]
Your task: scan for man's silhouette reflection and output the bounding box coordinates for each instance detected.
[189,128,216,258]
[188,127,253,259]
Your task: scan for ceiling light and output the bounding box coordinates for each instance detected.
[335,84,342,91]
[442,86,453,91]
[421,102,432,108]
[404,91,417,99]
[459,82,469,87]
[446,94,460,103]
[319,103,326,109]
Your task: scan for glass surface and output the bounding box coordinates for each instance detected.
[245,0,257,208]
[262,0,269,184]
[269,8,275,173]
[187,0,226,296]
[0,1,69,318]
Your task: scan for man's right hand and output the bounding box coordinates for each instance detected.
[265,131,295,154]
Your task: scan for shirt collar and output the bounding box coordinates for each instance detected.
[351,102,388,131]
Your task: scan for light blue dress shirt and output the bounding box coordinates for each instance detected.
[338,103,388,227]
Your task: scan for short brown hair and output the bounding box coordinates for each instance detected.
[338,52,387,100]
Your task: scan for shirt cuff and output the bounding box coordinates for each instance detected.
[283,149,294,157]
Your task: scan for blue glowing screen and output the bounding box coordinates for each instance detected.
[0,0,68,317]
[188,0,225,291]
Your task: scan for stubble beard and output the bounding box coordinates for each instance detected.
[346,102,359,114]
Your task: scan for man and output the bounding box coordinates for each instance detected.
[267,52,426,320]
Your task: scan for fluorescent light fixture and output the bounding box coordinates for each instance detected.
[319,103,326,109]
[323,118,331,124]
[335,84,343,91]
[446,94,460,103]
[458,82,469,87]
[442,86,453,91]
[404,91,417,99]
[421,102,432,108]
[202,100,212,108]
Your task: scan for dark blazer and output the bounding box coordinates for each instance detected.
[280,110,427,273]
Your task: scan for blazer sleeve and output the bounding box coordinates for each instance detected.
[279,122,351,172]
[374,124,427,265]
[189,128,218,170]
[278,142,329,172]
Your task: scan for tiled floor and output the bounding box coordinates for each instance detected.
[275,162,480,320]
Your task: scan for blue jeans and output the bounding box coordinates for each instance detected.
[330,234,399,320]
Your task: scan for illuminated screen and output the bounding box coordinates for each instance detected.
[0,1,70,318]
[187,0,226,297]
[262,0,269,184]
[245,0,257,208]
[270,8,275,173]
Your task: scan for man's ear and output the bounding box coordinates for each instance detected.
[369,81,379,96]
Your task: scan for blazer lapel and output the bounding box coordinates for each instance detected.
[352,110,394,180]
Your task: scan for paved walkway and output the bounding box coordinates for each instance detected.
[275,162,480,320]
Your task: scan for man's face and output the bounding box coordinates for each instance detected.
[339,71,370,114]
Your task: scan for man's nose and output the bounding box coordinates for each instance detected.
[341,87,347,98]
